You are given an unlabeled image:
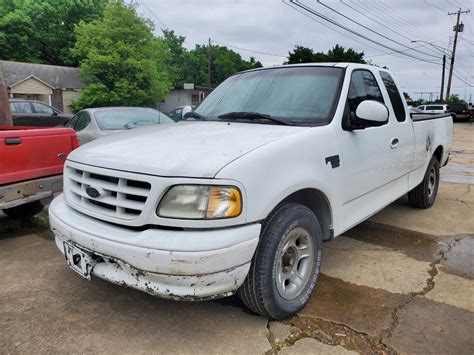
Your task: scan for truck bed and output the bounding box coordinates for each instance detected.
[0,126,78,186]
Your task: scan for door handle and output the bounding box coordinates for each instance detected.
[4,137,22,145]
[390,137,399,149]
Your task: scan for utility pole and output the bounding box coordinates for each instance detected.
[0,62,13,126]
[440,54,446,102]
[207,37,211,93]
[446,8,470,101]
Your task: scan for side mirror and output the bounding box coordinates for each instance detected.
[181,106,193,119]
[355,100,389,124]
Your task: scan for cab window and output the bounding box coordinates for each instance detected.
[380,71,406,122]
[347,70,384,113]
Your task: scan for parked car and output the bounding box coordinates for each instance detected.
[1,126,78,218]
[408,106,424,114]
[448,103,471,122]
[10,99,73,127]
[66,107,175,145]
[167,105,193,122]
[416,104,450,114]
[49,63,453,320]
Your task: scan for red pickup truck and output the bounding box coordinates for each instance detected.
[0,126,78,217]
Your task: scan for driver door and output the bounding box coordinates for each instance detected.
[336,69,397,231]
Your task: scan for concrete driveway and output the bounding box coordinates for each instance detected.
[1,123,473,354]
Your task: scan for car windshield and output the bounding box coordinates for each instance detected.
[194,66,344,125]
[94,109,173,130]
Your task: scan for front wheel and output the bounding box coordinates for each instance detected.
[408,155,440,209]
[238,204,323,320]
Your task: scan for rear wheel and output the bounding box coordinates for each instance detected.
[408,156,440,209]
[238,204,323,320]
[3,200,44,218]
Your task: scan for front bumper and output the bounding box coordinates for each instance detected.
[49,195,261,300]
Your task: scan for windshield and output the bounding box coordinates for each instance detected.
[195,66,343,125]
[94,109,173,130]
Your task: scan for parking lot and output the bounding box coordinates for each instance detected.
[1,122,473,354]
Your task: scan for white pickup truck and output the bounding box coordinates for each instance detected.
[49,63,453,319]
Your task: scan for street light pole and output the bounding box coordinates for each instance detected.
[411,40,449,102]
[440,55,446,102]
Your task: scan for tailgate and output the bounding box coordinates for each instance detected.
[0,127,77,185]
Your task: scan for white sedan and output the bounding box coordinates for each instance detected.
[67,107,174,145]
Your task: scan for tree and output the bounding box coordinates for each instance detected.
[287,45,315,64]
[163,31,262,87]
[287,44,366,64]
[445,94,466,104]
[0,0,107,66]
[70,1,171,111]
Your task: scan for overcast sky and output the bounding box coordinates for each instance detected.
[139,0,473,102]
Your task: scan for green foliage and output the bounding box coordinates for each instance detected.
[163,31,262,87]
[70,1,171,111]
[0,0,107,66]
[287,44,365,64]
[445,94,466,104]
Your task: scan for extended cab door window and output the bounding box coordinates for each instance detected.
[380,72,406,122]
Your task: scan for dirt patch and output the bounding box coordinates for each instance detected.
[300,274,406,337]
[345,221,440,262]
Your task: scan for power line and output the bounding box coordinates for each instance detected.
[340,1,421,43]
[210,40,287,58]
[286,1,442,65]
[139,0,168,30]
[367,1,448,45]
[314,0,442,59]
[424,0,449,13]
[282,0,393,56]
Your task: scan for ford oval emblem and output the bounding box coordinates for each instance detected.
[86,186,103,198]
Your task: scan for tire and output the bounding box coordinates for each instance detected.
[237,203,323,320]
[3,200,44,219]
[408,155,440,209]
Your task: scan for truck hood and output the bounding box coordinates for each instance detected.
[68,121,305,178]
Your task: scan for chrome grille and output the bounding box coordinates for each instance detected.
[66,166,151,219]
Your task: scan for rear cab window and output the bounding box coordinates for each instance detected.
[380,71,406,122]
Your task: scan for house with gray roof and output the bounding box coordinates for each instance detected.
[0,60,85,113]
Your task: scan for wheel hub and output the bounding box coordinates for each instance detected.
[276,227,315,300]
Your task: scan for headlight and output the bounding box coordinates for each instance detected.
[157,185,242,220]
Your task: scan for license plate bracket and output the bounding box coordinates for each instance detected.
[63,241,96,280]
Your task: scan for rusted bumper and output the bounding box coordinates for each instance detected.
[0,175,62,209]
[49,195,260,300]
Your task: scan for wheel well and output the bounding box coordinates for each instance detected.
[278,188,333,241]
[433,145,443,163]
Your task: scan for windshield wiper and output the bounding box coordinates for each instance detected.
[217,112,292,126]
[181,111,208,121]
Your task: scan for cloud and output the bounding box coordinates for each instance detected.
[141,0,473,101]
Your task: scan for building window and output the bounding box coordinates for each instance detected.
[191,94,200,106]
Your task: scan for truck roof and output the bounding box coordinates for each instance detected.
[239,62,387,74]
